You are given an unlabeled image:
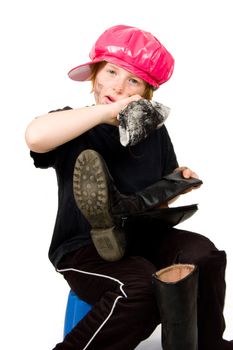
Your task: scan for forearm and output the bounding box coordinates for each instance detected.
[25,105,112,153]
[25,95,142,153]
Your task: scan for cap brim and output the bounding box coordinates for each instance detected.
[68,60,102,81]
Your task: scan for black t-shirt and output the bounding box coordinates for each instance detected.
[30,107,178,267]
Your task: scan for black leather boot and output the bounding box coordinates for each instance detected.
[73,149,202,261]
[152,264,198,350]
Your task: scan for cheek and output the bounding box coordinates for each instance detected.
[94,81,104,95]
[93,79,105,103]
[134,85,147,97]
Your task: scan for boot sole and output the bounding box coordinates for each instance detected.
[73,150,125,261]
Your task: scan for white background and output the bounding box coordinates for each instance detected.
[0,0,232,349]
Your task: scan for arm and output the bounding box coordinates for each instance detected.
[25,95,141,153]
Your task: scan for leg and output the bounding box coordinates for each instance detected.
[54,245,160,350]
[72,149,202,261]
[151,228,232,350]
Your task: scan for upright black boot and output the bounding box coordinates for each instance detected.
[73,149,202,261]
[152,264,198,350]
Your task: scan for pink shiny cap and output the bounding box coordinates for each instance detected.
[68,25,174,88]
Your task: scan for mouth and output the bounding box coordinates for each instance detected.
[105,95,116,104]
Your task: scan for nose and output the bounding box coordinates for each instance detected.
[113,78,124,94]
[113,85,123,94]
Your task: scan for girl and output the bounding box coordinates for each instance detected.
[25,24,232,350]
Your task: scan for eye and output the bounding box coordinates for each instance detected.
[107,69,116,75]
[129,77,140,85]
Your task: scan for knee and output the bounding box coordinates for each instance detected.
[178,248,227,286]
[189,248,226,269]
[195,249,227,278]
[174,231,225,266]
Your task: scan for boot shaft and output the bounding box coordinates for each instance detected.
[152,264,198,350]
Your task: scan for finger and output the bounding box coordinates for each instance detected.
[182,168,199,179]
[182,168,192,179]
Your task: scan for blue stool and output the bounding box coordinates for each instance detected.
[64,290,92,337]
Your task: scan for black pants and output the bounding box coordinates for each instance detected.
[54,227,227,350]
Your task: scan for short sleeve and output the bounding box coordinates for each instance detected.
[30,149,58,169]
[29,106,72,169]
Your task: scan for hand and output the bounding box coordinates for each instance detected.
[175,166,202,193]
[176,166,199,179]
[114,94,143,116]
[102,95,143,126]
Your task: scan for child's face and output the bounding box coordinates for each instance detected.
[94,63,146,104]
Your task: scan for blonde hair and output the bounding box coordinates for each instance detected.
[90,62,156,100]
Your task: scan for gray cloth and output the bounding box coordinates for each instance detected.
[118,99,170,146]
